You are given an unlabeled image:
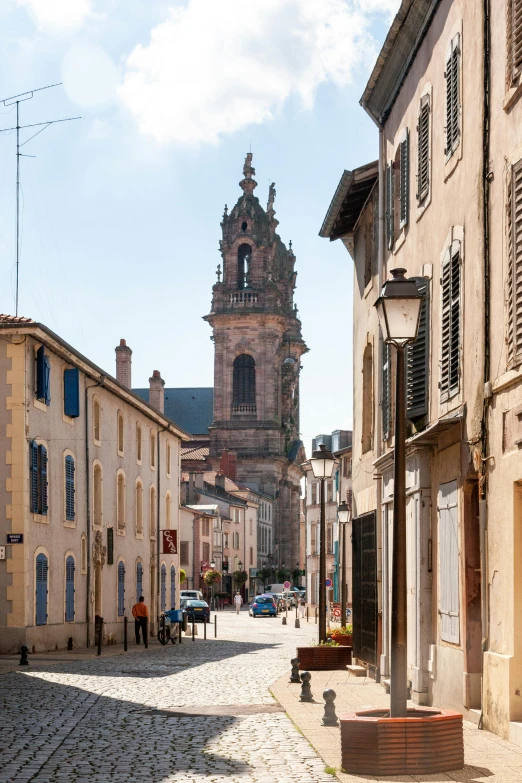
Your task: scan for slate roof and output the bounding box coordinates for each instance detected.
[133,387,214,435]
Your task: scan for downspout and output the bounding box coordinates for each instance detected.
[156,425,168,633]
[478,0,491,730]
[85,376,105,648]
[376,127,386,675]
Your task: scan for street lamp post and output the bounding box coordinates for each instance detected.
[375,268,423,719]
[309,444,337,643]
[338,501,350,629]
[210,559,216,610]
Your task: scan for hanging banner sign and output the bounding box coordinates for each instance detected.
[162,530,177,555]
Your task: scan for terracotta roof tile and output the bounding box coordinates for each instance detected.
[0,313,34,324]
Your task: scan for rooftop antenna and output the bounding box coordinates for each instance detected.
[0,83,81,316]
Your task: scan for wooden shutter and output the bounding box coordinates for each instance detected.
[386,163,394,249]
[65,555,75,621]
[508,160,522,366]
[64,368,80,418]
[107,527,114,565]
[438,481,460,644]
[65,455,75,521]
[170,565,176,608]
[407,278,430,420]
[161,564,166,612]
[36,346,45,401]
[180,541,189,564]
[513,0,522,78]
[136,562,143,598]
[117,561,125,616]
[381,342,391,440]
[35,553,48,625]
[440,245,461,400]
[39,445,48,515]
[445,35,460,158]
[399,129,409,227]
[30,441,38,513]
[417,97,430,203]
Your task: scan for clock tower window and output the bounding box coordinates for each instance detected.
[233,354,256,407]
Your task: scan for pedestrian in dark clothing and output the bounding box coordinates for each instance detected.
[132,596,149,644]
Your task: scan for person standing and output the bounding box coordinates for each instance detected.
[299,596,306,619]
[234,591,243,614]
[132,596,149,644]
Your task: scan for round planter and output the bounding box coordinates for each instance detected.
[340,707,464,776]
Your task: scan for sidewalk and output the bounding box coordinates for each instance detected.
[271,669,522,782]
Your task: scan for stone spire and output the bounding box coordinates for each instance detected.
[239,152,257,195]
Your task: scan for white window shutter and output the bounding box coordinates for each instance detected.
[508,160,522,366]
[438,481,460,644]
[417,97,430,203]
[399,129,409,227]
[445,34,460,159]
[512,0,522,79]
[386,163,394,249]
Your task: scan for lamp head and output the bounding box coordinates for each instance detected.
[310,443,336,479]
[375,268,423,346]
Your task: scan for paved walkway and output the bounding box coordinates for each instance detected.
[0,610,332,783]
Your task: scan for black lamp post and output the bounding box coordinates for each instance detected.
[210,559,216,608]
[375,268,423,719]
[338,501,350,629]
[309,444,337,643]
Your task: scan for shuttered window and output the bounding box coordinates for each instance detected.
[117,472,125,531]
[63,368,80,418]
[35,553,48,625]
[36,346,51,405]
[117,561,125,616]
[233,354,256,405]
[136,481,143,536]
[445,34,461,159]
[438,481,460,644]
[170,565,176,608]
[407,278,430,420]
[65,455,75,521]
[180,541,189,564]
[417,96,430,203]
[65,555,75,621]
[381,341,391,440]
[508,160,522,366]
[136,562,143,599]
[399,129,409,227]
[386,163,394,249]
[30,441,48,515]
[512,0,522,79]
[440,245,461,401]
[107,527,114,565]
[161,563,166,612]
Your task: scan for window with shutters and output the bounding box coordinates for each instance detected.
[507,160,522,367]
[93,397,101,444]
[136,423,142,463]
[170,565,176,607]
[136,561,144,599]
[117,471,126,532]
[398,128,409,228]
[35,552,49,625]
[445,34,461,160]
[150,431,156,469]
[362,343,373,453]
[136,480,143,537]
[30,441,48,516]
[250,546,253,565]
[150,485,156,539]
[180,541,189,564]
[233,354,256,407]
[107,527,114,565]
[508,0,522,85]
[407,278,430,421]
[202,541,210,562]
[117,411,124,455]
[160,563,166,612]
[165,491,171,528]
[440,243,461,401]
[63,368,80,418]
[202,517,210,537]
[65,555,75,622]
[166,441,171,476]
[381,340,391,441]
[437,481,460,644]
[117,561,125,616]
[385,162,394,249]
[81,534,87,574]
[35,345,51,406]
[417,94,431,205]
[93,462,102,528]
[327,525,333,554]
[64,454,75,523]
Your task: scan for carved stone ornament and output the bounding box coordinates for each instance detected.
[92,531,106,566]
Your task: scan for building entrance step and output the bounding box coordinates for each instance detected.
[347,664,367,677]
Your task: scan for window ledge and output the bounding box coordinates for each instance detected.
[33,399,48,413]
[117,449,124,458]
[393,231,406,255]
[135,532,144,540]
[116,528,126,536]
[491,364,522,395]
[64,520,76,529]
[416,192,431,222]
[62,414,75,427]
[93,439,101,448]
[504,81,522,113]
[444,146,461,181]
[363,278,374,300]
[32,513,49,524]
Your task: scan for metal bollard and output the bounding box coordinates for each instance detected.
[214,615,217,638]
[97,618,103,656]
[322,689,339,726]
[300,671,313,702]
[19,645,29,666]
[295,617,300,629]
[179,622,182,644]
[307,606,309,623]
[315,606,318,624]
[282,614,287,625]
[144,617,148,649]
[289,657,300,683]
[124,616,128,652]
[67,637,73,651]
[204,617,207,639]
[192,619,195,642]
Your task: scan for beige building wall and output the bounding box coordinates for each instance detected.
[304,466,337,605]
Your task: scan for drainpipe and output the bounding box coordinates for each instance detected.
[156,425,168,633]
[376,127,386,676]
[85,376,105,648]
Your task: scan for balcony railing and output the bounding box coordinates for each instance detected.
[231,403,257,414]
[229,292,258,305]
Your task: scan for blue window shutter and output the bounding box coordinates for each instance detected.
[39,445,48,515]
[161,564,166,612]
[36,553,48,625]
[36,346,45,400]
[65,556,75,621]
[118,562,125,616]
[65,456,75,521]
[64,368,80,418]
[170,565,176,608]
[30,441,38,513]
[44,356,51,405]
[136,562,143,599]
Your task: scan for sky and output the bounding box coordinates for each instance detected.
[0,0,400,455]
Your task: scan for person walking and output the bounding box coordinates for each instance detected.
[299,596,306,619]
[132,596,149,644]
[234,591,243,614]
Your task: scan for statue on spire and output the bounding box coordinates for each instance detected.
[243,152,255,179]
[267,182,276,213]
[239,152,257,195]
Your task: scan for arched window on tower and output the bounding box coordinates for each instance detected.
[237,244,252,289]
[233,354,256,411]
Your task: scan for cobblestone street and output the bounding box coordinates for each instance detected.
[0,612,332,783]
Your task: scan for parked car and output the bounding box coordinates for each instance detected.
[182,599,210,623]
[271,593,286,612]
[180,589,203,601]
[249,595,277,617]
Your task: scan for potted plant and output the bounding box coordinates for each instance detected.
[327,624,353,646]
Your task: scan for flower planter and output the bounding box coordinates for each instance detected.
[340,707,464,776]
[296,646,352,671]
[329,635,352,647]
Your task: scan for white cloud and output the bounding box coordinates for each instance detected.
[119,0,377,146]
[355,0,401,14]
[18,0,93,32]
[61,43,119,107]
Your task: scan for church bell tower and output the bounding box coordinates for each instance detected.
[204,153,308,569]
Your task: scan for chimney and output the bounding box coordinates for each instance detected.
[220,449,237,481]
[215,472,226,490]
[115,339,132,388]
[149,370,165,413]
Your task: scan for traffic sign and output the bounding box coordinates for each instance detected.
[283,580,291,589]
[325,578,332,587]
[333,607,341,618]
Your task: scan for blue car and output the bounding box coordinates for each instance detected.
[249,594,277,617]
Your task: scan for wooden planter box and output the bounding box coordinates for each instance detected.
[297,645,352,671]
[329,635,352,646]
[340,708,464,776]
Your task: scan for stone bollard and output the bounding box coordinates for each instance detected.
[19,645,29,666]
[289,657,301,683]
[282,615,287,625]
[295,618,300,629]
[300,671,313,702]
[322,689,339,726]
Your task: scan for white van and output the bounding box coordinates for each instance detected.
[180,589,203,601]
[265,584,287,595]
